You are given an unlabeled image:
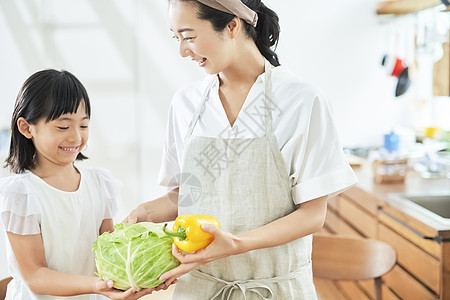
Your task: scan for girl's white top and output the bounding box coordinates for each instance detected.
[0,167,119,300]
[159,66,358,203]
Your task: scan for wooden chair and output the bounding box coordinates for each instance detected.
[312,233,396,300]
[0,277,12,300]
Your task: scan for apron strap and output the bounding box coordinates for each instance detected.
[190,262,311,300]
[184,76,217,143]
[184,60,276,144]
[263,60,274,138]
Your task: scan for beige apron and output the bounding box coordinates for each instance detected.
[173,61,317,300]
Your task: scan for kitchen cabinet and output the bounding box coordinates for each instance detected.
[315,163,450,300]
[378,223,438,299]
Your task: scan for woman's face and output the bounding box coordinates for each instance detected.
[169,1,232,74]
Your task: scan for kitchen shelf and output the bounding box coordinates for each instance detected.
[376,0,442,15]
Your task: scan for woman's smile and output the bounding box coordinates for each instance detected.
[190,56,208,67]
[198,57,207,67]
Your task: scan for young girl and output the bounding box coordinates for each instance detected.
[125,0,358,299]
[0,69,151,300]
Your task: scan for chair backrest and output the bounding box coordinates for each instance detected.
[0,277,12,300]
[312,233,396,281]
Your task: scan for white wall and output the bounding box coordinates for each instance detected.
[0,0,448,279]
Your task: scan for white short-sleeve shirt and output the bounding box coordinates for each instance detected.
[0,167,119,300]
[158,66,357,204]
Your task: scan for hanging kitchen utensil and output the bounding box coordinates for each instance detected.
[381,54,412,97]
[433,41,449,96]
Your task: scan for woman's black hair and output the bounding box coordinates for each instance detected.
[172,0,281,66]
[4,69,91,174]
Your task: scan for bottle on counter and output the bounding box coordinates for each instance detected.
[370,131,408,184]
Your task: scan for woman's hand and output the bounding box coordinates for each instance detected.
[95,278,153,299]
[122,203,149,224]
[145,279,178,294]
[123,188,179,224]
[159,224,241,286]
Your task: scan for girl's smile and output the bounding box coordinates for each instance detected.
[59,146,81,154]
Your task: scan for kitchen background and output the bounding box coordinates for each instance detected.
[0,0,449,282]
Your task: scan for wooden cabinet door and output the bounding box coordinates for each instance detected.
[379,223,440,294]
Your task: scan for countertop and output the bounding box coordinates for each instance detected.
[352,162,450,200]
[350,160,450,236]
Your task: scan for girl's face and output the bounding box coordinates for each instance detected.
[29,101,89,170]
[169,1,233,74]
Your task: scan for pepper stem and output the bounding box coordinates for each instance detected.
[163,223,187,241]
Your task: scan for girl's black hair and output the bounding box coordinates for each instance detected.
[172,0,281,67]
[5,69,91,174]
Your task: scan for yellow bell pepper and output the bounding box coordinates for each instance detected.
[163,215,220,252]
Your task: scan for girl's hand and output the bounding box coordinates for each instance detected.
[159,224,241,286]
[95,279,153,300]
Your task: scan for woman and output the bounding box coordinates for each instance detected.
[125,0,358,298]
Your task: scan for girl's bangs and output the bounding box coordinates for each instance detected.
[45,74,91,122]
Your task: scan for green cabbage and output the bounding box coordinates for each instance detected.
[93,222,180,290]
